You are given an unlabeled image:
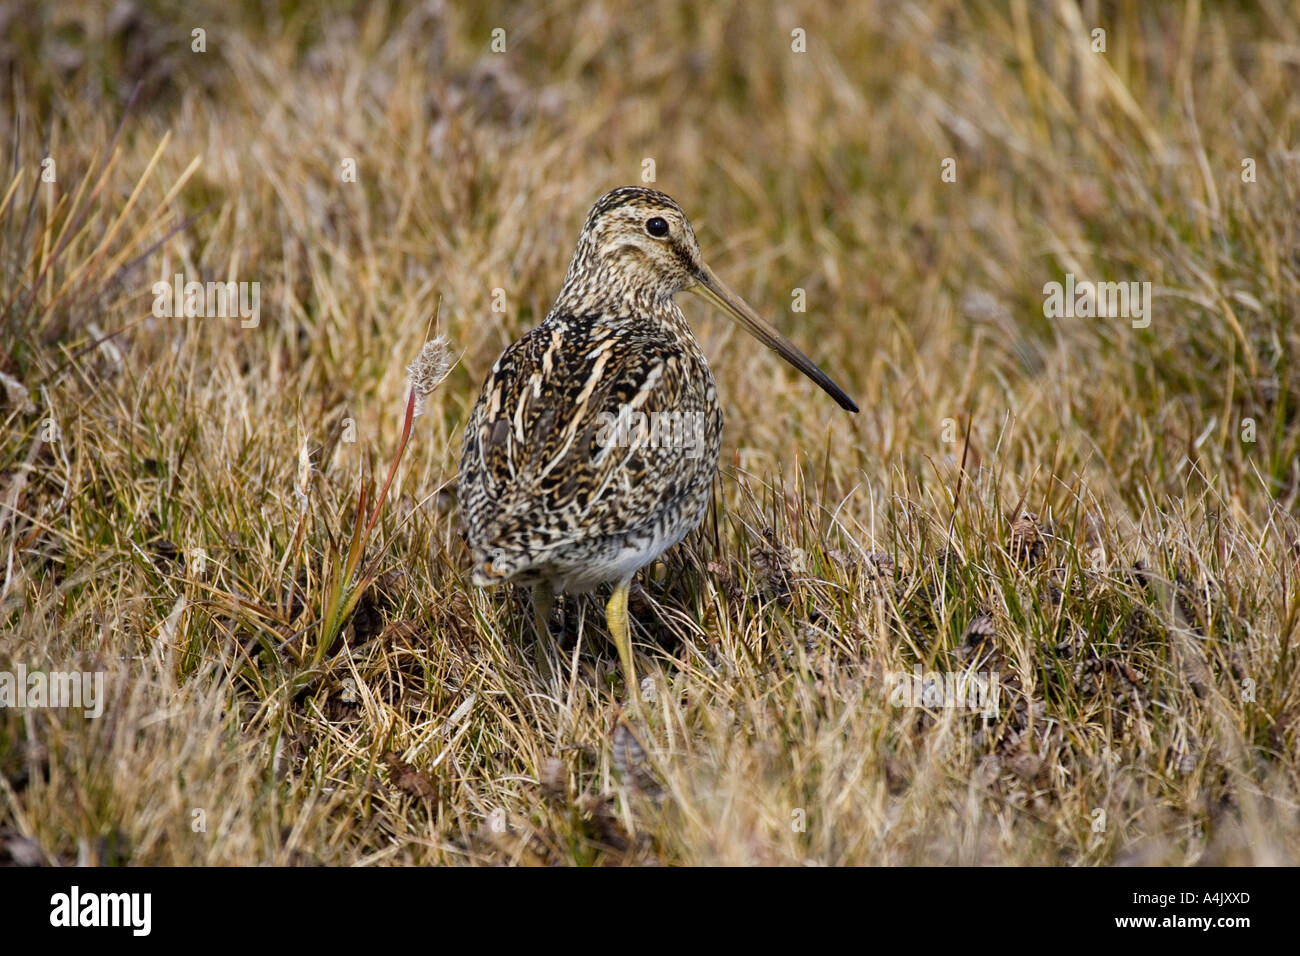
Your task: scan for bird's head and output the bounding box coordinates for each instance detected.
[557,186,858,412]
[561,186,701,301]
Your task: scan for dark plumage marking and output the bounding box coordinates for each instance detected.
[585,186,682,225]
[460,307,721,588]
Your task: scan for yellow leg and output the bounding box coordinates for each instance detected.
[532,582,554,637]
[532,582,554,675]
[605,578,639,705]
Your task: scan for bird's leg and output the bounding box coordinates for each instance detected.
[532,582,554,676]
[605,577,639,706]
[532,582,554,637]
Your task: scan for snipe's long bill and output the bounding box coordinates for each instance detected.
[458,186,857,702]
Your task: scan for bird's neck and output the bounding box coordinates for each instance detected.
[549,268,689,336]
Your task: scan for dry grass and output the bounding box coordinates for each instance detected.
[3,0,1299,866]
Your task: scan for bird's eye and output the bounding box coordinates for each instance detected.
[645,217,670,238]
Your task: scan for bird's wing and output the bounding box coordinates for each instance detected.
[458,317,713,558]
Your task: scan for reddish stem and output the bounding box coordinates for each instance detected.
[365,388,417,538]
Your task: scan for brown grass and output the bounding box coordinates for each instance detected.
[2,0,1299,865]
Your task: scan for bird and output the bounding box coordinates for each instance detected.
[458,186,857,701]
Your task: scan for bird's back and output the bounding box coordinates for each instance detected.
[458,310,722,590]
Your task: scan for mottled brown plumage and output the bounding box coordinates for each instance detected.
[458,186,856,698]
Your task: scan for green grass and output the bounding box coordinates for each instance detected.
[2,0,1299,865]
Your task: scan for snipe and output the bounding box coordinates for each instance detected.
[458,186,856,700]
